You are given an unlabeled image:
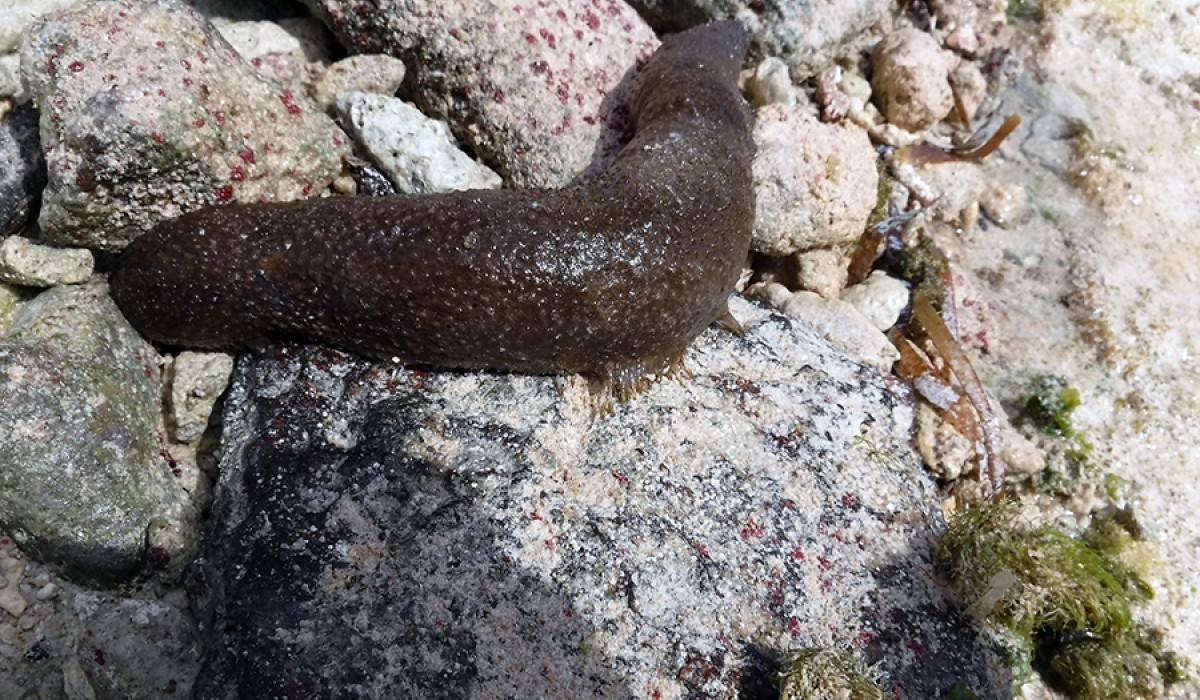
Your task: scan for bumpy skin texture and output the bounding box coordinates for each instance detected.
[111,21,755,378]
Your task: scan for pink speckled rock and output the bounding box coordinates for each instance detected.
[20,0,350,251]
[302,0,660,187]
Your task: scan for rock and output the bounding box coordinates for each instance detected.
[335,92,502,194]
[0,283,197,581]
[169,351,235,444]
[216,16,334,93]
[20,0,350,251]
[301,0,659,187]
[0,282,20,327]
[0,102,46,237]
[188,297,1009,699]
[840,270,910,331]
[625,0,890,75]
[752,104,878,255]
[916,402,975,481]
[752,283,900,371]
[0,554,27,618]
[0,236,92,287]
[0,535,202,698]
[916,162,988,228]
[0,0,84,100]
[794,247,851,299]
[747,56,797,108]
[980,178,1032,228]
[928,0,1009,55]
[309,54,407,112]
[871,28,954,132]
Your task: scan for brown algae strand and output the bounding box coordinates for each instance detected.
[111,21,756,377]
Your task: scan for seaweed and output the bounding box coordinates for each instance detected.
[777,648,884,700]
[936,502,1186,697]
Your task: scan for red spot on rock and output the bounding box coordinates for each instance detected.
[905,640,927,658]
[789,547,805,560]
[531,60,549,75]
[555,82,570,104]
[611,470,627,486]
[584,12,601,29]
[238,147,256,164]
[230,166,245,182]
[150,132,165,144]
[180,59,191,70]
[147,546,171,568]
[211,110,226,125]
[192,117,205,127]
[740,519,764,539]
[279,90,302,115]
[817,555,832,570]
[856,631,875,646]
[68,60,84,72]
[556,9,567,19]
[215,184,233,201]
[539,28,557,49]
[493,89,505,103]
[301,183,313,197]
[841,492,859,507]
[156,40,166,49]
[575,29,584,40]
[525,33,538,45]
[583,115,595,125]
[787,618,802,636]
[182,77,193,86]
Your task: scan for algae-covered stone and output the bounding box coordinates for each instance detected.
[0,283,195,581]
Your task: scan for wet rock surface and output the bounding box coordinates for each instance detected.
[188,299,1009,699]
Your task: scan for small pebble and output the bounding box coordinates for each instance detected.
[840,270,910,331]
[747,56,797,107]
[0,235,93,287]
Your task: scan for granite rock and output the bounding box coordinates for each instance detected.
[302,0,659,187]
[20,0,350,251]
[188,297,1010,699]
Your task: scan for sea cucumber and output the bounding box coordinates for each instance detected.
[110,20,755,382]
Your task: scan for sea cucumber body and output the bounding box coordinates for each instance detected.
[111,21,755,376]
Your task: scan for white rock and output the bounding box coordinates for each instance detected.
[841,270,910,330]
[0,556,26,618]
[747,56,796,107]
[752,104,878,255]
[871,28,954,132]
[795,247,850,298]
[752,282,899,370]
[0,236,93,287]
[336,92,502,194]
[170,351,235,444]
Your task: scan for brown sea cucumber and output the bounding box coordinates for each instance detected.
[111,20,755,382]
